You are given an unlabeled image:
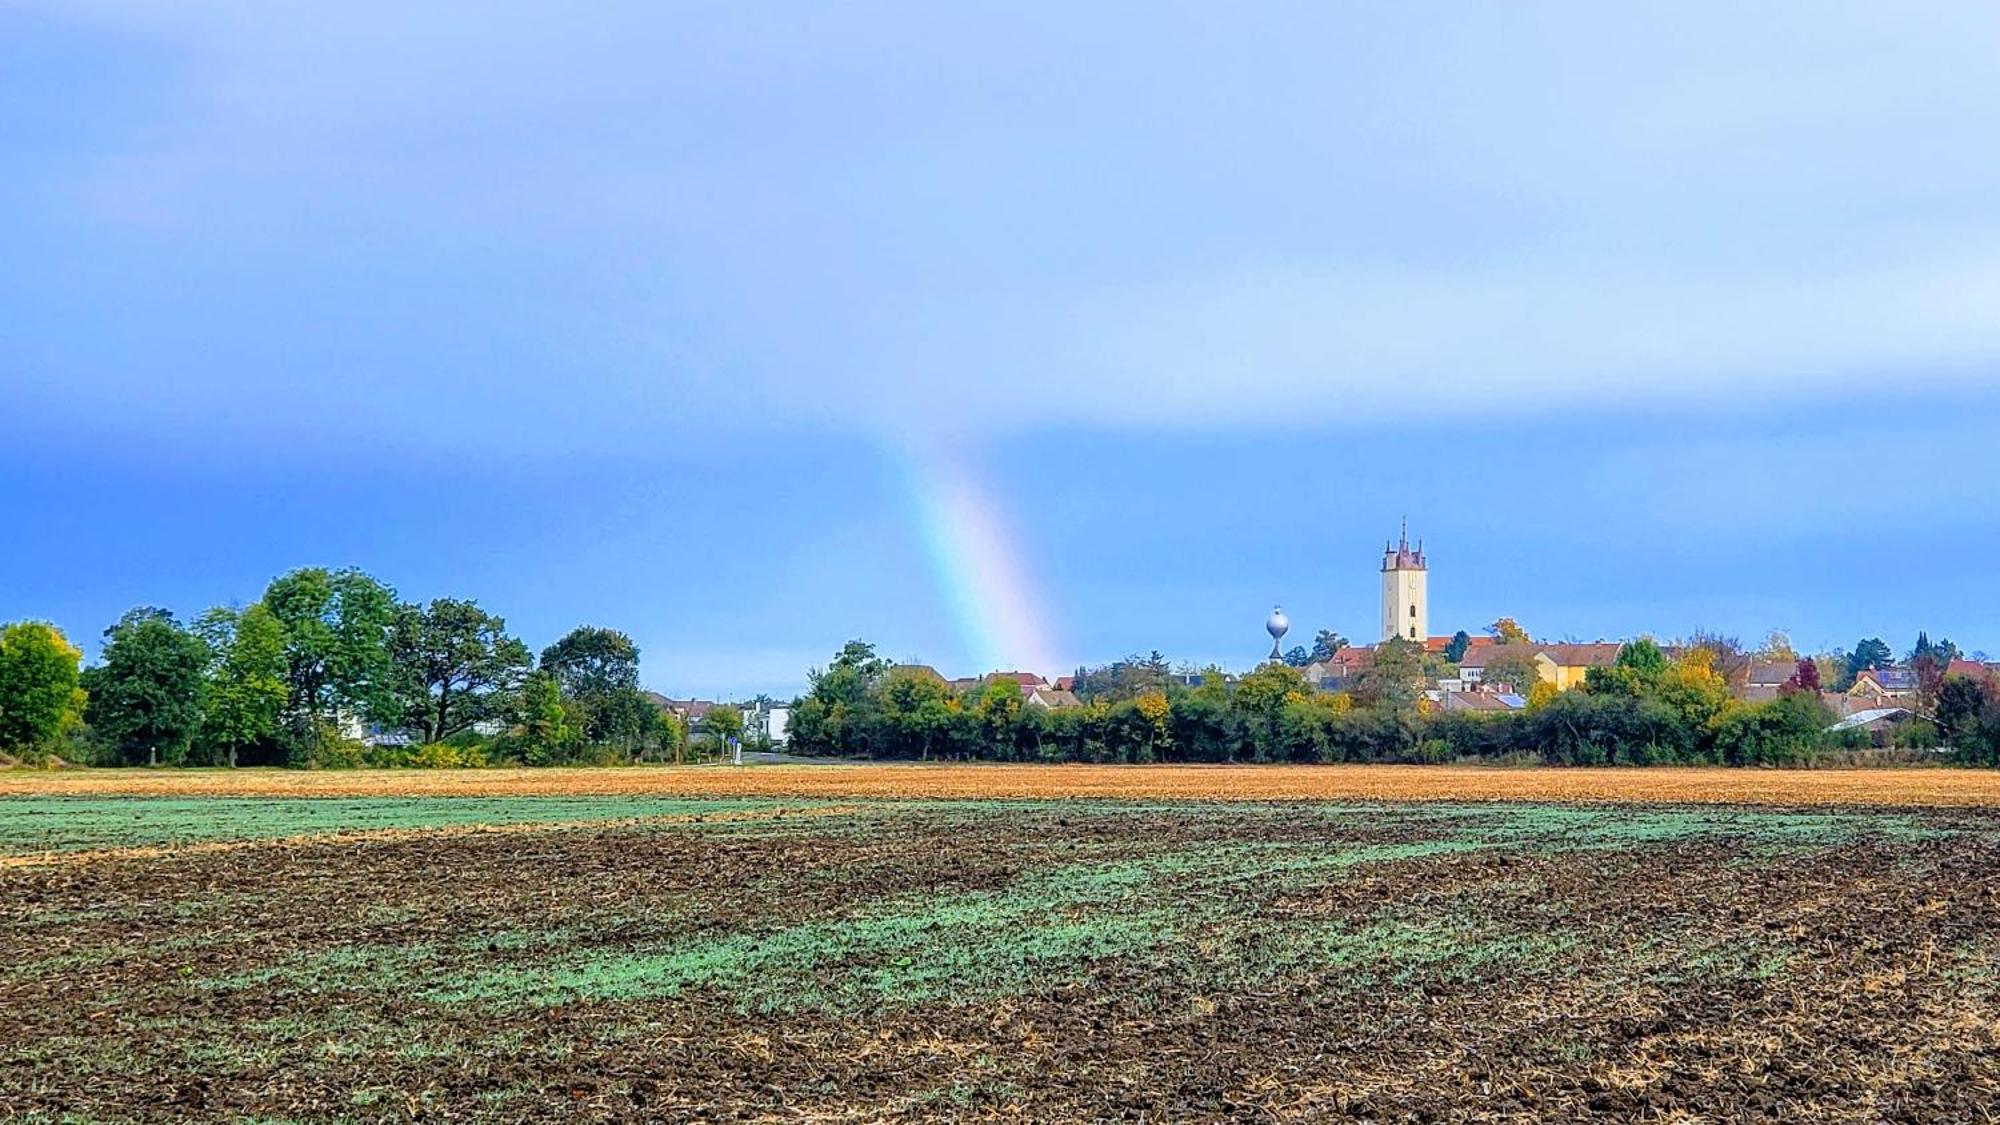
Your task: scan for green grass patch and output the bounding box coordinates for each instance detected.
[0,796,837,854]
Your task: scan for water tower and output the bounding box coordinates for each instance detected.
[1265,606,1290,662]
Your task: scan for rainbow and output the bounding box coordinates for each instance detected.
[899,442,1060,676]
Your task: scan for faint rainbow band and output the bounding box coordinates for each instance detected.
[900,443,1059,677]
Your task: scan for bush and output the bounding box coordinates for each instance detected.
[1707,692,1831,766]
[307,738,368,770]
[1890,720,1939,751]
[374,742,490,769]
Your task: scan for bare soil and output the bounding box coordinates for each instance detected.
[5,799,2000,1121]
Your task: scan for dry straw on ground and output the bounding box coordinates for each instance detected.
[3,763,1999,806]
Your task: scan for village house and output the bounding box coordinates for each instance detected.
[1739,661,1796,703]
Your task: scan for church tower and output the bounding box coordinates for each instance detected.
[1380,521,1428,643]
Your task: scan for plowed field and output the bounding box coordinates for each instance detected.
[5,793,2000,1121]
[5,762,2000,805]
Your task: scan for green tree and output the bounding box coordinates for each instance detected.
[0,621,86,760]
[194,603,290,766]
[390,599,531,743]
[1233,662,1306,759]
[1586,638,1669,696]
[1482,651,1544,696]
[974,680,1025,752]
[516,673,580,766]
[1487,618,1531,645]
[791,640,890,757]
[539,626,641,700]
[1443,630,1472,663]
[1844,638,1893,686]
[881,666,955,760]
[539,626,654,751]
[1282,645,1311,667]
[1708,691,1831,766]
[81,609,210,766]
[263,567,401,752]
[702,704,745,753]
[1310,631,1347,663]
[1354,638,1425,711]
[1937,674,1992,755]
[653,708,690,764]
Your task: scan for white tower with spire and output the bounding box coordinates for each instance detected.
[1380,521,1428,643]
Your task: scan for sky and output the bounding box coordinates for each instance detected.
[5,2,2000,697]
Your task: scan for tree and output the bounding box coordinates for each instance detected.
[515,673,580,766]
[263,567,401,750]
[0,622,86,760]
[1232,662,1306,759]
[702,705,745,753]
[653,709,690,764]
[1709,691,1831,766]
[880,666,955,760]
[1487,618,1531,645]
[1937,674,1992,753]
[539,626,641,699]
[1353,637,1424,711]
[1783,656,1822,695]
[1133,689,1171,761]
[1587,639,1669,696]
[1688,630,1750,686]
[974,680,1025,753]
[1756,630,1798,663]
[194,603,289,766]
[1909,632,1962,713]
[1655,648,1735,734]
[791,640,891,757]
[1483,652,1544,697]
[1845,638,1893,684]
[1310,631,1347,663]
[1443,631,1472,663]
[390,599,531,743]
[1282,645,1311,667]
[539,626,654,750]
[81,609,210,767]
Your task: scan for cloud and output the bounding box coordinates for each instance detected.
[10,1,2000,454]
[864,249,2000,434]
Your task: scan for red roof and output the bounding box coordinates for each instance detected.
[1425,635,1495,654]
[986,671,1049,688]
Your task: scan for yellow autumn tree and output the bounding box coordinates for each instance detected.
[1657,647,1735,731]
[0,621,87,761]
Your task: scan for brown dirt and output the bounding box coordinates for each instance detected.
[4,802,2000,1121]
[4,762,2000,806]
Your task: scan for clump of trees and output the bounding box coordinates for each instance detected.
[788,636,1865,767]
[1938,671,2000,765]
[0,567,693,768]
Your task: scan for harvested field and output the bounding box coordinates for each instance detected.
[5,762,2000,806]
[6,793,2000,1121]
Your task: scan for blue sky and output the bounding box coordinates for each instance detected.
[5,3,1999,696]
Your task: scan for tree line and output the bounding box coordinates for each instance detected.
[0,567,695,767]
[787,636,2000,767]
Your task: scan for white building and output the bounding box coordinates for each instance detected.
[742,705,791,746]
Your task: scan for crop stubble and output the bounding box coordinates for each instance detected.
[6,763,2000,806]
